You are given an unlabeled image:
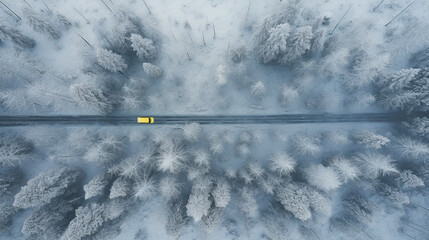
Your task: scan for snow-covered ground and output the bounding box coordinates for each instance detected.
[1,0,429,240]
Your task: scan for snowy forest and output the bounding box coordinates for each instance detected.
[1,0,429,239]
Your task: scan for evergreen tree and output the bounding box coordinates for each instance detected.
[250,81,267,98]
[239,187,258,219]
[0,135,32,167]
[165,201,188,238]
[143,62,163,78]
[0,171,21,232]
[305,164,341,192]
[129,34,158,60]
[63,199,127,240]
[343,195,373,222]
[280,26,313,64]
[109,177,131,199]
[62,203,105,240]
[395,136,429,159]
[330,156,361,182]
[192,150,210,168]
[276,183,312,221]
[133,174,157,200]
[276,182,331,221]
[84,135,123,165]
[354,131,390,149]
[211,179,231,208]
[259,23,290,64]
[379,68,420,90]
[201,207,223,232]
[159,176,181,201]
[70,83,116,114]
[292,133,321,156]
[22,200,75,239]
[96,48,128,73]
[182,123,201,142]
[281,85,299,106]
[355,153,398,179]
[84,173,111,200]
[157,141,186,173]
[186,182,211,222]
[269,152,296,175]
[13,167,83,209]
[404,117,429,139]
[22,8,61,39]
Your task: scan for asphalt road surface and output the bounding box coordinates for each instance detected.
[0,113,410,126]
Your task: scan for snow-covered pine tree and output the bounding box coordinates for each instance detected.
[182,122,201,142]
[133,173,157,201]
[166,201,188,238]
[275,183,312,221]
[211,179,231,208]
[13,167,83,209]
[22,200,75,239]
[201,207,223,232]
[379,90,419,110]
[355,153,398,179]
[276,182,331,221]
[96,48,128,73]
[84,135,123,165]
[62,199,127,240]
[343,195,373,222]
[0,170,22,196]
[305,164,341,192]
[84,173,111,200]
[292,133,321,156]
[143,62,163,78]
[280,26,313,64]
[395,136,429,159]
[330,156,361,182]
[354,131,390,149]
[0,170,22,232]
[157,141,186,173]
[109,177,131,199]
[22,8,61,39]
[239,187,258,219]
[192,150,210,168]
[0,135,32,167]
[269,152,296,175]
[250,81,267,99]
[281,85,299,106]
[62,203,105,240]
[258,23,290,64]
[379,68,420,90]
[70,83,116,114]
[116,157,143,180]
[159,176,181,201]
[186,181,212,222]
[247,162,265,179]
[129,33,158,60]
[121,77,148,111]
[404,117,429,139]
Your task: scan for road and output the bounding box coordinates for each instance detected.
[0,113,409,126]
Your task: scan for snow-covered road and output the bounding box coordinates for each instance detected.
[0,113,409,126]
